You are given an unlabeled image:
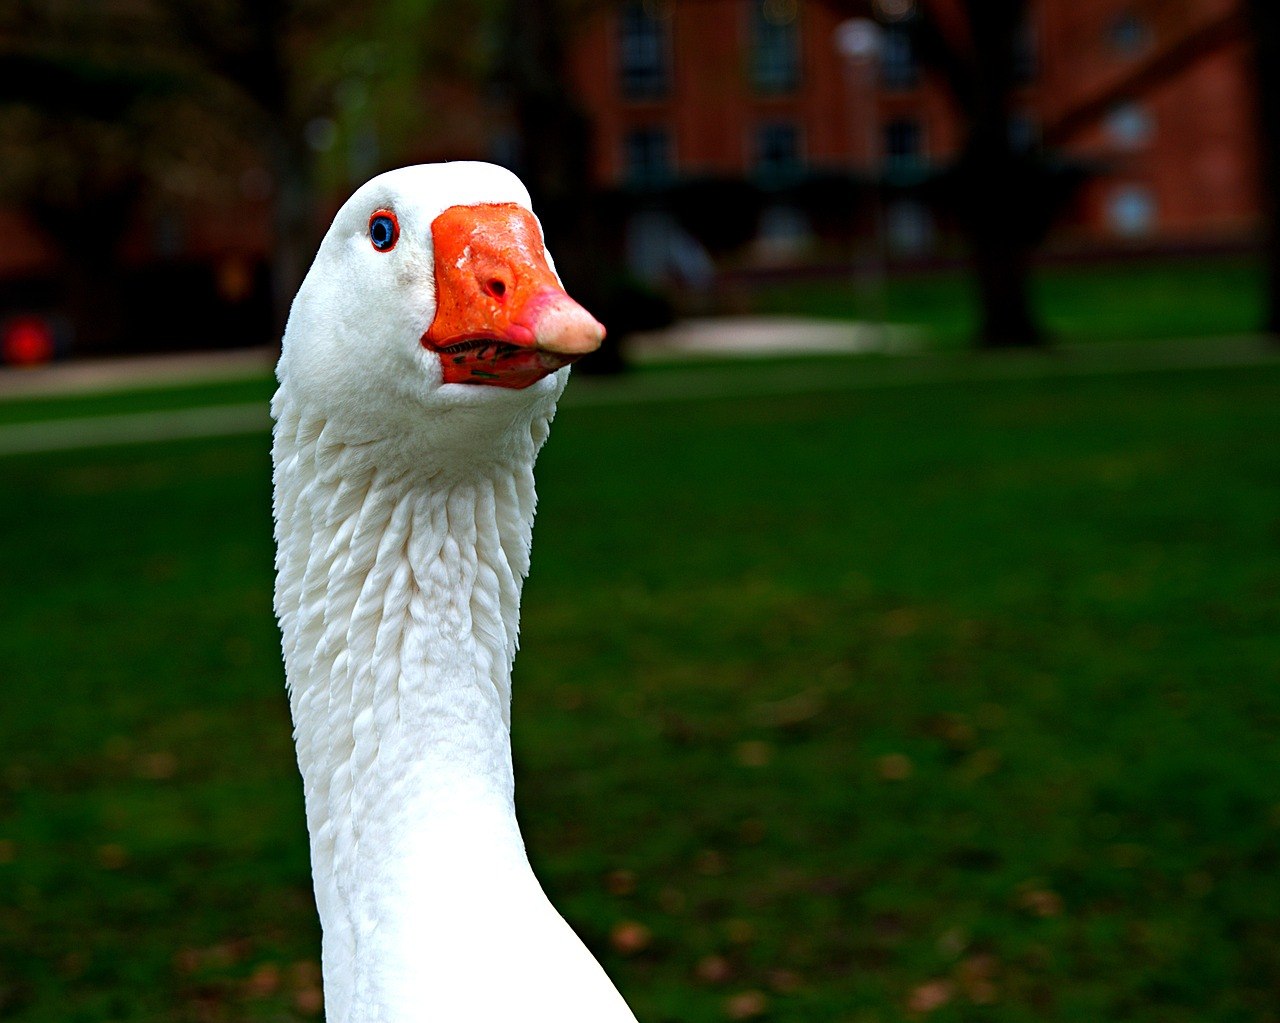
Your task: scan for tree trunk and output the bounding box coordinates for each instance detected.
[933,0,1047,349]
[1245,0,1280,339]
[959,147,1044,349]
[948,125,1045,347]
[268,132,315,342]
[502,0,593,249]
[500,0,623,371]
[35,175,140,355]
[971,225,1041,348]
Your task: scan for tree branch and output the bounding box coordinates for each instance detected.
[1043,6,1246,147]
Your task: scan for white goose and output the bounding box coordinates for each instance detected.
[271,162,638,1023]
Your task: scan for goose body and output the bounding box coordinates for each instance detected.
[272,162,637,1022]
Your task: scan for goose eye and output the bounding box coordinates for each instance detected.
[369,211,399,252]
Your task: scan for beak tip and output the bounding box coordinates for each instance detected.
[531,299,607,357]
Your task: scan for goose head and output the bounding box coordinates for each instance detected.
[276,162,604,466]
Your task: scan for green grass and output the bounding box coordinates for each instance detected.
[1,352,1279,1022]
[0,377,276,428]
[748,256,1266,349]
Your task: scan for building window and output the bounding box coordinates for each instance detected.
[1106,103,1154,150]
[1008,111,1040,153]
[750,0,800,94]
[1013,15,1038,82]
[489,128,521,171]
[1108,184,1156,236]
[1109,12,1151,56]
[623,126,674,188]
[755,204,814,261]
[886,200,935,255]
[884,117,924,175]
[620,0,671,100]
[755,122,802,184]
[880,24,918,90]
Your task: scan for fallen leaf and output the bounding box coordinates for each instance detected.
[1017,886,1063,918]
[97,844,128,870]
[137,751,177,780]
[290,960,322,988]
[245,962,280,998]
[881,607,921,637]
[963,748,1002,780]
[739,818,767,844]
[767,968,802,994]
[877,753,913,781]
[695,954,732,984]
[59,951,87,978]
[695,849,726,876]
[906,978,953,1015]
[605,868,637,896]
[754,690,825,729]
[204,940,250,968]
[724,989,769,1020]
[173,948,201,974]
[957,954,999,1004]
[610,920,652,956]
[924,713,976,749]
[294,987,323,1015]
[735,740,774,768]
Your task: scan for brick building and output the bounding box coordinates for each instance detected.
[566,0,1260,252]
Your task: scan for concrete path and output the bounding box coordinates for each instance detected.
[0,347,276,401]
[0,330,1277,458]
[625,316,918,361]
[0,403,268,456]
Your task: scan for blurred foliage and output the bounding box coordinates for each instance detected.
[0,0,474,188]
[0,0,636,347]
[0,350,1278,1020]
[0,0,493,333]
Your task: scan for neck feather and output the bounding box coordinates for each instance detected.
[272,389,635,1023]
[273,393,541,1018]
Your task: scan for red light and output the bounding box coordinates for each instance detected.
[3,317,55,366]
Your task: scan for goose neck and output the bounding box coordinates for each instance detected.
[273,403,547,1019]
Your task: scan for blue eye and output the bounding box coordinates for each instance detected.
[369,211,399,251]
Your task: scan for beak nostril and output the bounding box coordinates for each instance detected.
[484,278,507,300]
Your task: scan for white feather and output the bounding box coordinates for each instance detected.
[272,163,637,1023]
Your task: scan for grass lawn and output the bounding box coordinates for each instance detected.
[0,351,1278,1022]
[747,256,1266,349]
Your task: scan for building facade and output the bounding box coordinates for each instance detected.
[566,0,1260,249]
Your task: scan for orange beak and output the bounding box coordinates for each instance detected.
[422,203,606,389]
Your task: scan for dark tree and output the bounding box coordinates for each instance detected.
[1245,0,1280,339]
[494,0,636,371]
[911,0,1064,348]
[0,16,208,352]
[0,0,460,349]
[156,0,330,335]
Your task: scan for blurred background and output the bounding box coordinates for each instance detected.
[1,1,1278,1022]
[2,0,1280,359]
